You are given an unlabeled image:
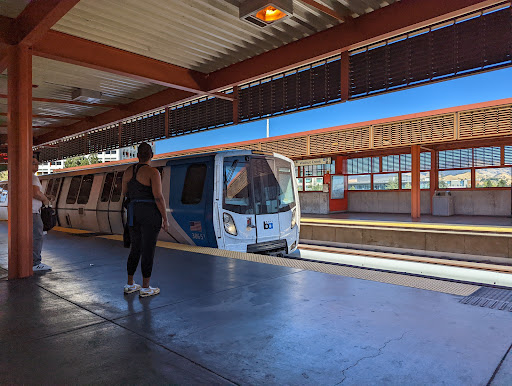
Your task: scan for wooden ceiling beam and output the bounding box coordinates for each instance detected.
[12,0,81,46]
[31,30,215,96]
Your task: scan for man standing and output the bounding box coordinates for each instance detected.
[32,156,51,271]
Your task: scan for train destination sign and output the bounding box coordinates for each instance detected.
[0,153,7,164]
[294,157,331,167]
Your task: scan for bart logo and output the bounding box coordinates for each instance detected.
[264,221,273,230]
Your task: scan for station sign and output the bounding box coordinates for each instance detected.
[294,157,331,167]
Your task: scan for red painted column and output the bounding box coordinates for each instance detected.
[430,149,437,214]
[7,45,33,279]
[411,145,421,220]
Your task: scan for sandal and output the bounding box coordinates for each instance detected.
[139,286,160,297]
[124,283,141,294]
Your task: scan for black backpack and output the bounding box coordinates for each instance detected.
[41,206,57,231]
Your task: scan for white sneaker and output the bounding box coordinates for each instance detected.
[139,286,160,298]
[123,283,141,294]
[33,263,52,271]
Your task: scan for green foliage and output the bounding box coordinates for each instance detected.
[498,179,508,187]
[386,176,399,190]
[484,179,497,188]
[89,153,100,165]
[64,156,90,168]
[64,154,102,168]
[439,180,448,189]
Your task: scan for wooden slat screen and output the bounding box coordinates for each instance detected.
[260,137,308,158]
[350,6,512,98]
[310,127,371,155]
[459,105,512,139]
[373,115,455,148]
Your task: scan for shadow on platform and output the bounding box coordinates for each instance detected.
[0,222,511,385]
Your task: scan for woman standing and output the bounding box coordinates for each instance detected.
[122,142,168,297]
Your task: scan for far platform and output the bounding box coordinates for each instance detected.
[302,212,512,227]
[300,213,512,261]
[0,221,511,384]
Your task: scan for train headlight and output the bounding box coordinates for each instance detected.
[291,208,297,229]
[223,213,238,236]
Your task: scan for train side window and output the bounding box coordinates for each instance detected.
[66,176,82,204]
[181,164,206,205]
[110,172,124,202]
[51,178,61,198]
[45,179,54,195]
[77,174,94,204]
[100,173,114,202]
[0,184,5,203]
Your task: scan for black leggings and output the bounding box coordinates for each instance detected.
[127,203,162,278]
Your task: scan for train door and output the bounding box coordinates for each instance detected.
[97,173,115,233]
[44,177,62,208]
[222,155,257,250]
[108,171,125,234]
[251,157,281,244]
[57,176,74,227]
[167,157,217,247]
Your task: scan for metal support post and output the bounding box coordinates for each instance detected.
[7,44,33,279]
[411,145,421,220]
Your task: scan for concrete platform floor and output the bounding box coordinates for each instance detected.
[1,221,512,385]
[302,212,512,227]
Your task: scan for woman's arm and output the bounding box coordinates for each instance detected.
[121,166,132,197]
[150,168,168,231]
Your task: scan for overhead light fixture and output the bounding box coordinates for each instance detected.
[72,88,102,104]
[239,0,293,28]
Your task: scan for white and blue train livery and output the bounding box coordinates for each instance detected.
[0,150,300,256]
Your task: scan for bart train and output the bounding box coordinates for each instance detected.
[0,150,300,255]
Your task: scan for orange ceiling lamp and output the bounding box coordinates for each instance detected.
[239,0,293,27]
[255,6,287,23]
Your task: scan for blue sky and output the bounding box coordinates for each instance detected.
[156,67,512,155]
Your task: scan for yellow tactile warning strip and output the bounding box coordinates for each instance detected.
[301,218,512,235]
[52,226,92,234]
[97,234,478,296]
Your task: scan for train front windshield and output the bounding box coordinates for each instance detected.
[223,156,296,215]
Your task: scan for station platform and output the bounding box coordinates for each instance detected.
[1,221,512,384]
[301,213,512,261]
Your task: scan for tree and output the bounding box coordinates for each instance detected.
[498,179,508,187]
[386,176,399,190]
[64,156,90,168]
[484,179,497,188]
[88,153,100,165]
[439,180,448,189]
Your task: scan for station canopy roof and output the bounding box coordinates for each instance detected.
[0,0,510,160]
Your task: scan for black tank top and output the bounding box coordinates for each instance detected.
[127,164,154,201]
